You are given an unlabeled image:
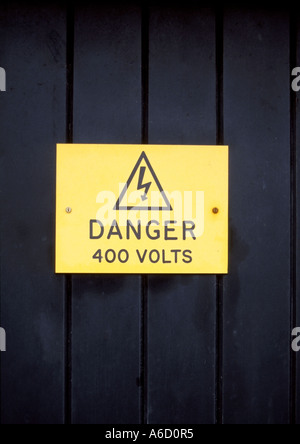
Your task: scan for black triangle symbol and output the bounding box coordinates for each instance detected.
[114,151,173,211]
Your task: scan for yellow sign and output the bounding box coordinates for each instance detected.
[56,144,228,274]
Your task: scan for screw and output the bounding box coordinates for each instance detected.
[65,207,72,214]
[212,207,219,214]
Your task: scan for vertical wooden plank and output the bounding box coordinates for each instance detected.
[223,9,290,424]
[296,9,300,426]
[72,3,141,424]
[147,6,217,424]
[0,3,66,423]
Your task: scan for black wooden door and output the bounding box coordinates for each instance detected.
[0,2,299,424]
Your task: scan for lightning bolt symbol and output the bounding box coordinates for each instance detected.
[137,167,152,201]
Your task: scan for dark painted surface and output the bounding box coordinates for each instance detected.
[0,3,299,425]
[296,13,300,426]
[0,4,66,423]
[147,7,216,424]
[72,3,141,424]
[223,9,291,424]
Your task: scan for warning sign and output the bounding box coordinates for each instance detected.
[115,152,172,211]
[56,144,228,274]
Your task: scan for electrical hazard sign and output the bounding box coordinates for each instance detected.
[56,144,229,274]
[115,152,172,211]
